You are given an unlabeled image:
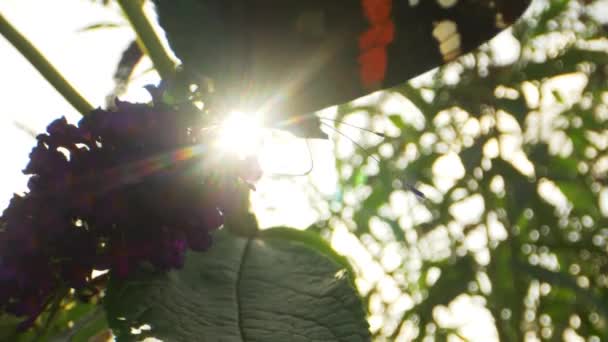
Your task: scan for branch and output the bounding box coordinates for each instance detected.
[0,13,94,115]
[117,0,175,81]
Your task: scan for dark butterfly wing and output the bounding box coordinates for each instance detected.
[384,0,531,89]
[153,0,531,138]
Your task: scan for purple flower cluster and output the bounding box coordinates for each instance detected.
[0,90,261,329]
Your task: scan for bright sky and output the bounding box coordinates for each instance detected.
[0,0,135,208]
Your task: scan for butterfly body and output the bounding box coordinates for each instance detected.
[153,0,531,137]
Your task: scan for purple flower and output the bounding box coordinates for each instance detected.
[0,85,262,329]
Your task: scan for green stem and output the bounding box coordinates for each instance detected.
[117,0,175,81]
[0,13,94,116]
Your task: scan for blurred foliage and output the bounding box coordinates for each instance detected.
[322,0,608,340]
[0,293,106,341]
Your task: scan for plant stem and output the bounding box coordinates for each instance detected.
[0,13,94,116]
[117,0,175,82]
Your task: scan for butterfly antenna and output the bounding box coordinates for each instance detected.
[406,183,427,201]
[319,117,387,138]
[321,122,426,201]
[320,122,380,164]
[268,138,314,177]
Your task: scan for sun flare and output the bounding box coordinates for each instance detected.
[216,111,264,157]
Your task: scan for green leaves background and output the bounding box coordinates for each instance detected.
[324,0,608,340]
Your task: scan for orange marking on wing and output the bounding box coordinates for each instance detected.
[359,0,394,87]
[359,22,395,51]
[362,0,392,24]
[359,47,388,87]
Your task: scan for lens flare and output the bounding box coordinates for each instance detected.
[216,111,264,157]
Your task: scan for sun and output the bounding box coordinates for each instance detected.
[215,111,265,157]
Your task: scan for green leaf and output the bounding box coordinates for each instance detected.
[0,315,29,342]
[105,229,370,342]
[495,97,528,124]
[487,241,526,342]
[0,300,105,342]
[552,89,565,104]
[416,255,476,323]
[388,114,407,129]
[77,22,122,32]
[353,169,368,187]
[557,180,600,217]
[528,144,579,180]
[68,309,109,342]
[259,227,356,282]
[459,136,486,173]
[517,262,608,318]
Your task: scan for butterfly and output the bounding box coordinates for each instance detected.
[152,0,531,139]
